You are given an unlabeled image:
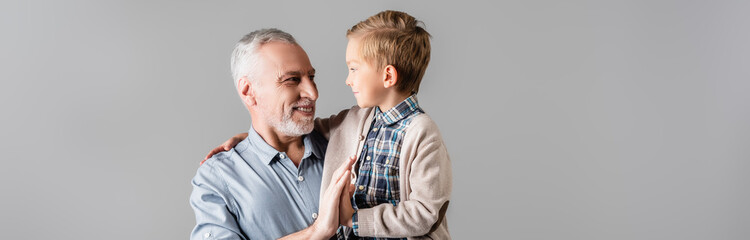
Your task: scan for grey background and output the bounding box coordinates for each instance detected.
[1,0,749,239]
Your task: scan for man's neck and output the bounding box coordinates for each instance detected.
[252,123,306,167]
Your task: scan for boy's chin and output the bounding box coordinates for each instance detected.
[356,102,373,108]
[353,97,375,108]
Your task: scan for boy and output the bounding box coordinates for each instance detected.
[205,10,451,239]
[326,10,451,239]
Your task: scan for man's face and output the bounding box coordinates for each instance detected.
[252,42,318,137]
[345,37,387,108]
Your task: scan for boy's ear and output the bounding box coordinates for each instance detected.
[383,64,398,89]
[237,77,257,106]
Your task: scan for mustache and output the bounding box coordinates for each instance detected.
[292,98,315,108]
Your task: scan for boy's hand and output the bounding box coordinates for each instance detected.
[200,132,248,165]
[339,156,357,227]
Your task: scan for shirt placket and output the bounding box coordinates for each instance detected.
[277,153,317,222]
[353,118,382,209]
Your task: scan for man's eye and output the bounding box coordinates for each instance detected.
[349,68,356,72]
[309,75,315,81]
[285,77,301,82]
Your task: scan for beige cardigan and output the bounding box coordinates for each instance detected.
[315,106,452,239]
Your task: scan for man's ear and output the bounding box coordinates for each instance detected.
[383,65,398,89]
[237,77,256,106]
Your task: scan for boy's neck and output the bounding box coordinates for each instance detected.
[377,90,412,112]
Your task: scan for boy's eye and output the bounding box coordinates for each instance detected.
[349,68,356,72]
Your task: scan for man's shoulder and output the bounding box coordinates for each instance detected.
[198,139,252,177]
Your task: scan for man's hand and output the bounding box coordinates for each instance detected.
[309,156,357,239]
[201,132,248,165]
[339,156,356,227]
[279,156,355,240]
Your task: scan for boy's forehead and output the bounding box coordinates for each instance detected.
[345,40,362,65]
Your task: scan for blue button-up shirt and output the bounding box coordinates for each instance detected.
[190,126,327,240]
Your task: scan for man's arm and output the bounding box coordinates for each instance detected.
[190,164,246,240]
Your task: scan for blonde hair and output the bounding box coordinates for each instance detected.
[347,10,431,93]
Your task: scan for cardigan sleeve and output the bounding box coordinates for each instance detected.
[314,108,352,140]
[354,115,452,237]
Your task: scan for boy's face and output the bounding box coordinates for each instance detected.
[345,37,387,108]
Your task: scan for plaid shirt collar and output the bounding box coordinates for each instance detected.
[374,94,421,126]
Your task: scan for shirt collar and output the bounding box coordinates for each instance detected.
[376,94,421,126]
[303,131,324,160]
[246,126,321,165]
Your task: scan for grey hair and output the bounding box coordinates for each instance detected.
[230,28,298,87]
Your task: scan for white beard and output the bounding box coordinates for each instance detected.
[258,101,314,137]
[272,111,313,137]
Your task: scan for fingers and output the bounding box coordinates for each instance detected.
[332,158,353,181]
[204,133,247,161]
[324,156,358,194]
[221,139,234,151]
[327,167,351,198]
[347,183,355,198]
[204,147,222,161]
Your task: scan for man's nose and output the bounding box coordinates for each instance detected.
[300,78,318,100]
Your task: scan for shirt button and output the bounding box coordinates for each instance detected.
[359,185,365,190]
[279,153,286,159]
[312,213,318,219]
[359,135,365,141]
[204,232,211,238]
[297,176,304,182]
[366,156,371,160]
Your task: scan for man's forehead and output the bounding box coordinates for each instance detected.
[277,68,316,78]
[274,59,315,77]
[256,44,314,76]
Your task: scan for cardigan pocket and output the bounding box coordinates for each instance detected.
[369,155,402,205]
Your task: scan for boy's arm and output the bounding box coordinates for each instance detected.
[353,118,452,237]
[313,108,351,140]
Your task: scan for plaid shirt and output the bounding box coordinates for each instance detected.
[337,95,424,240]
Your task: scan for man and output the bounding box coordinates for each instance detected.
[190,28,354,240]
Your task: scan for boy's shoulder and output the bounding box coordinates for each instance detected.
[404,112,446,143]
[408,111,439,129]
